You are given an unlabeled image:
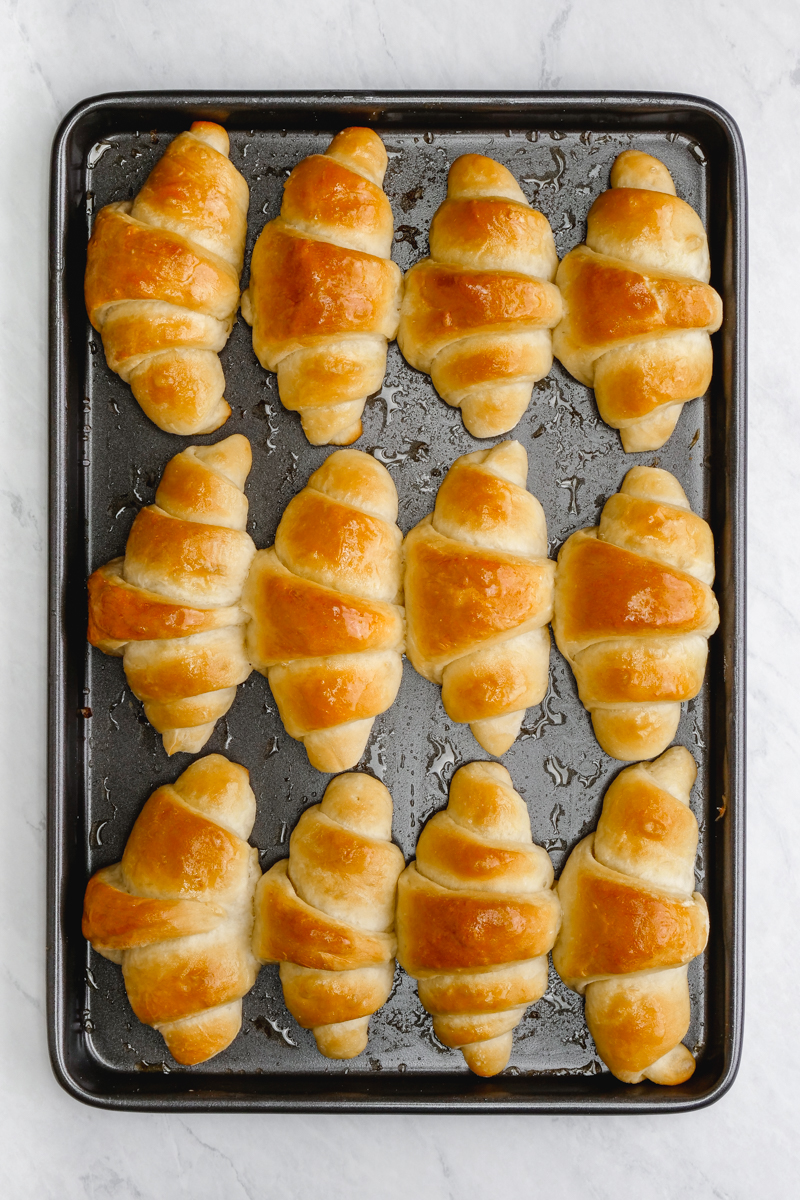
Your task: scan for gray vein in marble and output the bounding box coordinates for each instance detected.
[539,3,573,88]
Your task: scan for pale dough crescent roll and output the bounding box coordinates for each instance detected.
[404,440,555,755]
[396,762,561,1077]
[398,154,561,438]
[553,747,709,1084]
[552,465,719,762]
[85,122,249,435]
[553,149,723,452]
[88,434,255,755]
[253,773,405,1059]
[82,755,261,1065]
[243,449,405,772]
[242,127,402,446]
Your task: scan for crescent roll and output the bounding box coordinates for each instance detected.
[397,154,562,438]
[396,762,561,1077]
[88,435,256,755]
[82,755,262,1065]
[553,149,723,451]
[242,127,402,446]
[553,466,719,762]
[403,440,555,755]
[85,122,249,435]
[253,773,405,1059]
[243,449,405,772]
[553,747,709,1084]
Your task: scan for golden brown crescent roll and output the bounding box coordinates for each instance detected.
[553,747,709,1084]
[403,440,555,755]
[241,127,402,446]
[253,772,405,1059]
[243,449,404,772]
[82,755,261,1065]
[88,435,255,755]
[396,762,560,1077]
[553,465,719,762]
[397,154,561,438]
[553,149,723,452]
[85,122,249,435]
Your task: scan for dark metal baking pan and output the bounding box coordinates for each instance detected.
[49,91,746,1112]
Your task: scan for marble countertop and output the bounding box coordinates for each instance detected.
[1,0,798,1196]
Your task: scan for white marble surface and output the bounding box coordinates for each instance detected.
[1,1,799,1195]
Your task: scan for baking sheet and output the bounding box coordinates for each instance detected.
[49,92,746,1111]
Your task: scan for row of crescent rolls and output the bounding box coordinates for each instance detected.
[80,753,561,1075]
[88,440,406,768]
[403,450,719,766]
[86,124,721,453]
[82,759,407,1066]
[82,747,708,1084]
[86,436,552,765]
[240,130,561,444]
[397,747,709,1083]
[404,447,720,765]
[87,435,719,767]
[398,146,721,449]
